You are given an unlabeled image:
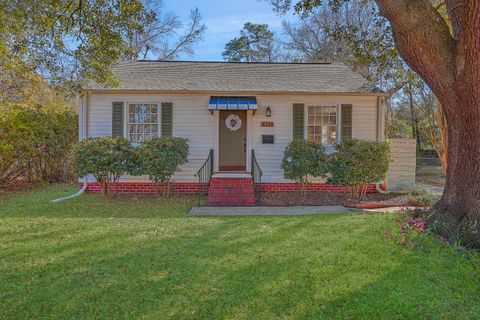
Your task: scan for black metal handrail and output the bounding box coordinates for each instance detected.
[251,149,263,197]
[196,149,214,203]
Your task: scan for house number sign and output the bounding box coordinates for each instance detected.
[261,121,274,127]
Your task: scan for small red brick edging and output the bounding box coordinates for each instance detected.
[80,182,200,194]
[257,183,377,194]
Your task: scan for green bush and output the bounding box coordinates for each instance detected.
[0,107,33,185]
[140,137,189,195]
[71,137,134,196]
[71,136,189,197]
[328,139,392,198]
[0,104,77,186]
[281,140,329,194]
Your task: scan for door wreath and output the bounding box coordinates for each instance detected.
[225,114,242,132]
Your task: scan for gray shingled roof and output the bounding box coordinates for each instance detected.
[91,61,381,94]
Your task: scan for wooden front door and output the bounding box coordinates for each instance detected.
[219,110,247,171]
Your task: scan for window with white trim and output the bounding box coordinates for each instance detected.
[127,103,159,142]
[307,106,337,144]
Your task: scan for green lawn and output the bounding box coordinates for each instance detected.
[1,184,479,319]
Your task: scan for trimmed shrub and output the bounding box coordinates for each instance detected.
[281,140,329,195]
[140,137,189,196]
[328,139,392,198]
[71,137,134,196]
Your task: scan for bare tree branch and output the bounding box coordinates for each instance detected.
[126,2,206,61]
[159,7,206,60]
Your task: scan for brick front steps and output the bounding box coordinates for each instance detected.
[207,177,256,206]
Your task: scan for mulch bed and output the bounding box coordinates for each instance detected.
[258,191,408,207]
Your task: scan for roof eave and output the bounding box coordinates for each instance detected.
[86,88,388,97]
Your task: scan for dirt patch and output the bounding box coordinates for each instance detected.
[258,191,406,207]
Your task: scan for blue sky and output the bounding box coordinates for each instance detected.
[163,0,297,61]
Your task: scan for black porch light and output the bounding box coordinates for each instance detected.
[266,106,272,117]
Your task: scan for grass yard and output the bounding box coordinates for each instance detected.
[0,184,479,319]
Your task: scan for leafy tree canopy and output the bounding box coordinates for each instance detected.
[0,0,205,93]
[280,0,422,92]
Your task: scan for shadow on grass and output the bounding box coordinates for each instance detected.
[0,183,199,218]
[0,184,356,219]
[2,212,479,319]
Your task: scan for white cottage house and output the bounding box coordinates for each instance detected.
[79,61,413,205]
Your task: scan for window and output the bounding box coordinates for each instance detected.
[128,103,159,142]
[307,106,337,144]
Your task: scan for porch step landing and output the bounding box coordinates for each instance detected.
[207,176,255,206]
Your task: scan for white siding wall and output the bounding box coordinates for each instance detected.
[86,92,379,183]
[252,95,379,182]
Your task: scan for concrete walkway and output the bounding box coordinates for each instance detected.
[188,205,353,216]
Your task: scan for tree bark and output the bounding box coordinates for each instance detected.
[375,0,480,246]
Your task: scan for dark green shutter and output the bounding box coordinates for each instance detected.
[293,103,304,141]
[341,104,353,141]
[161,102,173,137]
[112,102,124,138]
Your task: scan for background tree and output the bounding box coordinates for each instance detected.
[270,0,480,247]
[0,74,78,187]
[0,0,205,188]
[223,23,279,62]
[0,0,205,92]
[0,0,149,90]
[281,0,421,138]
[126,1,206,61]
[416,90,448,176]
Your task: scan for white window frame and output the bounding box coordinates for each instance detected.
[124,102,161,142]
[305,105,339,145]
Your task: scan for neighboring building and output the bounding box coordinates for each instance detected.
[79,61,411,205]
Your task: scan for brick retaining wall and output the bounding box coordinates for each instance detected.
[80,182,378,194]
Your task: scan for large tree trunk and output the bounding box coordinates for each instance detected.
[375,0,480,246]
[430,96,480,246]
[426,2,480,246]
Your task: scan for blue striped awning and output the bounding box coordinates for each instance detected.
[208,96,258,110]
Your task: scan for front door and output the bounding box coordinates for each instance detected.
[219,110,247,171]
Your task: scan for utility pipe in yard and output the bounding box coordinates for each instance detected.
[51,178,88,203]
